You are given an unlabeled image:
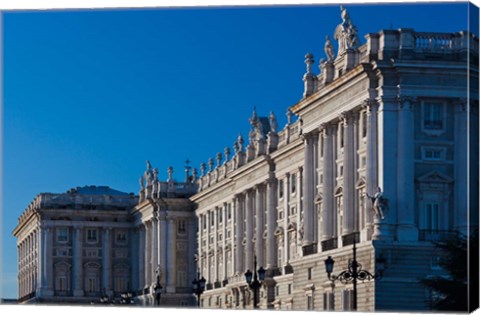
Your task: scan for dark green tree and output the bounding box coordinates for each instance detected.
[421,229,479,312]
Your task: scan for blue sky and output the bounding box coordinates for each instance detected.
[1,1,476,299]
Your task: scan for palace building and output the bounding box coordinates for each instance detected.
[13,6,478,311]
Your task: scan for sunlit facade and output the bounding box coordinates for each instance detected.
[13,7,478,311]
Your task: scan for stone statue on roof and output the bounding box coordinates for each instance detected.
[269,111,278,133]
[324,35,335,62]
[334,5,361,55]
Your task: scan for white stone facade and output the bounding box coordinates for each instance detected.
[191,11,479,312]
[13,8,479,311]
[13,186,138,304]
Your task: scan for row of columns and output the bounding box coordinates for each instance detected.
[198,179,278,285]
[136,212,177,294]
[303,100,380,246]
[18,230,38,299]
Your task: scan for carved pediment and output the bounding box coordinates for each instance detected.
[274,226,284,236]
[314,194,323,204]
[416,171,453,183]
[287,222,297,231]
[356,177,366,188]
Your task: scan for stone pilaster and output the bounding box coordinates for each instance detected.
[265,179,277,270]
[375,97,397,241]
[167,217,177,293]
[103,227,112,294]
[321,124,335,241]
[363,99,379,240]
[234,195,244,274]
[454,98,469,234]
[245,190,254,271]
[73,226,84,296]
[396,96,418,241]
[340,111,356,235]
[255,184,265,267]
[159,211,167,279]
[152,214,159,279]
[302,133,315,247]
[138,226,146,289]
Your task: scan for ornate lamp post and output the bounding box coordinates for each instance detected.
[324,240,385,311]
[154,274,163,306]
[192,272,206,307]
[244,256,266,309]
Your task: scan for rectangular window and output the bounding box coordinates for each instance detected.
[86,277,97,292]
[279,179,284,198]
[307,267,312,280]
[307,295,314,310]
[56,276,68,291]
[422,147,445,161]
[116,230,127,244]
[431,256,442,270]
[86,229,97,243]
[177,271,188,287]
[114,277,128,292]
[423,102,444,130]
[177,219,187,234]
[219,208,223,223]
[57,228,68,243]
[361,111,367,138]
[342,289,354,310]
[291,174,297,194]
[323,292,335,310]
[288,284,292,295]
[426,203,439,231]
[227,204,232,220]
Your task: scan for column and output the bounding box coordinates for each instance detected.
[245,190,254,271]
[255,184,265,267]
[222,204,227,281]
[364,100,379,238]
[376,97,397,240]
[213,208,218,282]
[159,211,167,279]
[454,99,468,234]
[131,229,139,292]
[205,212,210,282]
[144,222,151,287]
[341,111,355,235]
[396,97,418,240]
[321,123,335,241]
[266,179,277,270]
[73,226,83,296]
[167,218,177,292]
[36,226,43,291]
[234,196,243,274]
[302,133,315,247]
[152,214,159,279]
[102,227,112,293]
[283,175,290,264]
[138,226,146,289]
[45,227,53,294]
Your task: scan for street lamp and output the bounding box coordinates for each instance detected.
[244,256,266,309]
[192,272,206,307]
[324,240,385,311]
[154,274,163,306]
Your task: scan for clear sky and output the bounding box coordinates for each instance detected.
[1,0,476,300]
